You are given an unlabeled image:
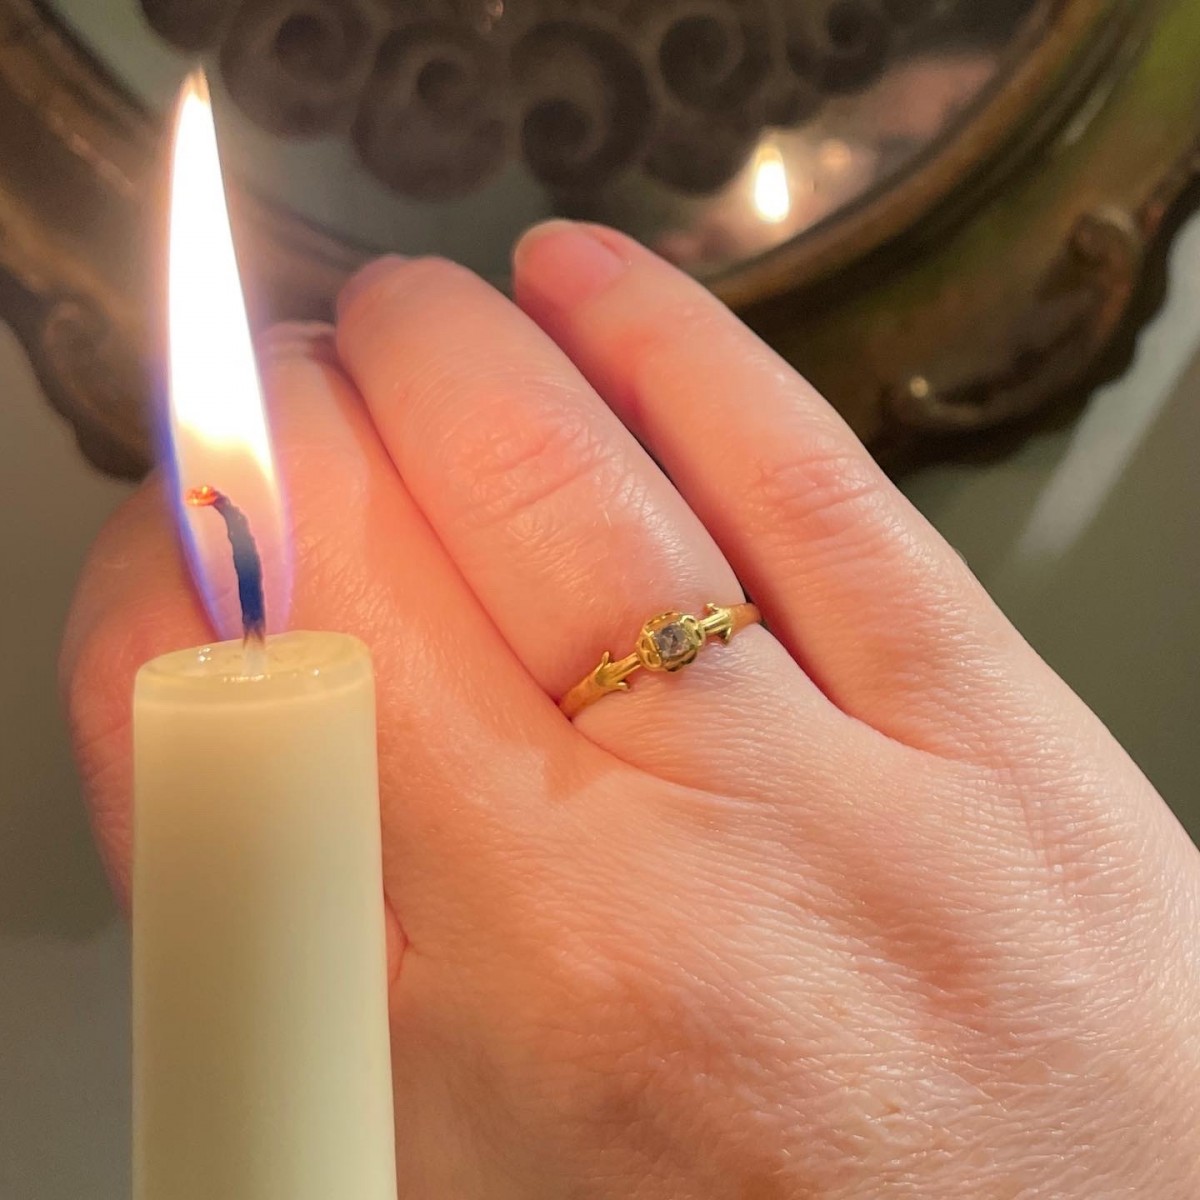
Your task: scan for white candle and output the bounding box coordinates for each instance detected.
[133,633,396,1200]
[130,71,397,1198]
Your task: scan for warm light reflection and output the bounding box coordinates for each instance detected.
[818,139,854,174]
[168,70,289,639]
[752,143,791,225]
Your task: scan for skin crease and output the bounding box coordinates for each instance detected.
[61,225,1200,1198]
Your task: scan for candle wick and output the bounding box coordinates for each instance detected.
[186,485,268,669]
[242,632,268,679]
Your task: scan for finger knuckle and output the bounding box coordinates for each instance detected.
[748,440,888,560]
[444,392,622,533]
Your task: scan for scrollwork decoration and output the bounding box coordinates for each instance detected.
[885,208,1145,433]
[221,0,389,137]
[31,297,150,478]
[514,17,655,194]
[353,18,510,199]
[141,0,938,200]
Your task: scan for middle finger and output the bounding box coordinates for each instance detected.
[335,257,829,777]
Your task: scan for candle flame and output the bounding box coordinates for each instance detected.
[167,70,289,639]
[752,142,791,225]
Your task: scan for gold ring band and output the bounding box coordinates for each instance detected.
[559,602,761,718]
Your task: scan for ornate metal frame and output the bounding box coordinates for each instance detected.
[0,0,1198,478]
[742,0,1200,467]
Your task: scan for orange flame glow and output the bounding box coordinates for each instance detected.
[185,484,221,508]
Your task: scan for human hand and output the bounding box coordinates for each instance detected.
[63,224,1200,1197]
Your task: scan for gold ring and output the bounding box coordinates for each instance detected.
[559,602,761,718]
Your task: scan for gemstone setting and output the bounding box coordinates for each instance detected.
[653,622,692,662]
[638,611,704,671]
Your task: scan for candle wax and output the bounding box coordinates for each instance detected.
[133,631,396,1200]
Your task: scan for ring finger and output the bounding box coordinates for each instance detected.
[513,222,1073,761]
[334,256,833,783]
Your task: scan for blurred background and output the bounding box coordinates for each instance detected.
[1,1,1197,1195]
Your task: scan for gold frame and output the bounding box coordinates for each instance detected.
[0,0,356,476]
[1,0,1198,477]
[742,0,1200,466]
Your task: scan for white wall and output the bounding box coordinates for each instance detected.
[0,325,131,1199]
[0,215,1197,1196]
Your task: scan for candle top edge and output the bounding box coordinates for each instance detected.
[135,630,372,699]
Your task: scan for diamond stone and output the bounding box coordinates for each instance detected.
[652,621,693,665]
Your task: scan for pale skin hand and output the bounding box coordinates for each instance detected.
[62,223,1200,1197]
